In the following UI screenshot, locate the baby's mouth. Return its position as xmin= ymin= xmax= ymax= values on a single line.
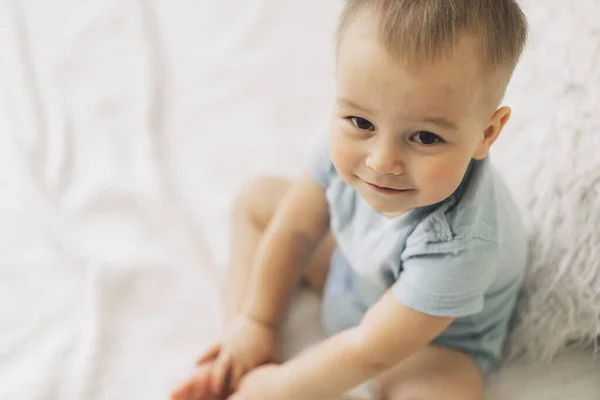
xmin=363 ymin=180 xmax=412 ymax=195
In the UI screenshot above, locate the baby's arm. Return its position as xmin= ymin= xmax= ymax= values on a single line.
xmin=241 ymin=171 xmax=330 ymax=326
xmin=173 ymin=173 xmax=329 ymax=400
xmin=275 ymin=291 xmax=454 ymax=399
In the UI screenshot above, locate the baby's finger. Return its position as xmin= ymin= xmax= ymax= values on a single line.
xmin=230 ymin=363 xmax=244 ymax=392
xmin=271 ymin=347 xmax=282 ymax=364
xmin=195 ymin=342 xmax=221 ymax=365
xmin=210 ymin=350 xmax=232 ymax=395
xmin=187 ymin=364 xmax=213 ymax=399
xmin=170 ymin=381 xmax=192 ymax=400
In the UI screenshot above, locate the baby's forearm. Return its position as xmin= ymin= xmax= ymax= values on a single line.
xmin=276 ymin=328 xmax=386 ymax=399
xmin=242 ymin=226 xmax=317 ymax=327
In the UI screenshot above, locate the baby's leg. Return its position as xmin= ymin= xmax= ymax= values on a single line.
xmin=222 ymin=176 xmax=335 ymax=325
xmin=299 ymin=225 xmax=335 ymax=296
xmin=377 ymin=345 xmax=484 ymax=400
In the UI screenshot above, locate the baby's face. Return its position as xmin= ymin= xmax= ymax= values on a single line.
xmin=329 ymin=14 xmax=505 ymax=217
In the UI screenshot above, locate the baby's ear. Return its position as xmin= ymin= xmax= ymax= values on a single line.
xmin=473 ymin=106 xmax=511 ymax=160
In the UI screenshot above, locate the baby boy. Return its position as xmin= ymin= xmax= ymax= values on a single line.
xmin=172 ymin=0 xmax=529 ymax=399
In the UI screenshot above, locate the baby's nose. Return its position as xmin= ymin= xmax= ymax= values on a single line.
xmin=365 ymin=143 xmax=404 ymax=176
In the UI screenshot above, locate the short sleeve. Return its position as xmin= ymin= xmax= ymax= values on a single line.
xmin=306 ymin=130 xmax=335 ymax=188
xmin=392 ymin=239 xmax=497 ymax=317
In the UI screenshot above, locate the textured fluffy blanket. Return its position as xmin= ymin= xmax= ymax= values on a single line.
xmin=491 ymin=0 xmax=600 ymax=363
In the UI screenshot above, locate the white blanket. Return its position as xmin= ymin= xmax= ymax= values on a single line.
xmin=1 ymin=1 xmax=599 ymax=399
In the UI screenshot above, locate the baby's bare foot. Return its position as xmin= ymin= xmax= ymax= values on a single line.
xmin=171 ymin=364 xmax=219 ymax=400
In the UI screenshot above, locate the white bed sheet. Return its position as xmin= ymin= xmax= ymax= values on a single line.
xmin=0 ymin=0 xmax=599 ymax=399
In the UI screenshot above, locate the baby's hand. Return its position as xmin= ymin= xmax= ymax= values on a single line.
xmin=227 ymin=364 xmax=285 ymax=400
xmin=172 ymin=316 xmax=280 ymax=400
xmin=171 ymin=364 xmax=220 ymax=400
xmin=209 ymin=315 xmax=280 ymax=393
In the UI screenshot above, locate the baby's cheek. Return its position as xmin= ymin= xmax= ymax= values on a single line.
xmin=329 ymin=132 xmax=359 ymax=174
xmin=423 ymin=162 xmax=453 ymax=184
xmin=420 ymin=159 xmax=465 ymax=194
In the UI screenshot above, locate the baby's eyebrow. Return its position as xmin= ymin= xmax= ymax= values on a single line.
xmin=418 ymin=116 xmax=458 ymax=130
xmin=337 ymin=98 xmax=372 ymax=114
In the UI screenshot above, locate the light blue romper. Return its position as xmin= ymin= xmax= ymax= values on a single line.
xmin=307 ymin=131 xmax=528 ymax=377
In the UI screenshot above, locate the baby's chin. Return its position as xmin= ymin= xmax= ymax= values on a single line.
xmin=375 ymin=204 xmax=414 ymax=218
xmin=359 ymin=193 xmax=414 ymax=217
xmin=364 ymin=191 xmax=452 ymax=217
xmin=381 ymin=209 xmax=410 ymax=218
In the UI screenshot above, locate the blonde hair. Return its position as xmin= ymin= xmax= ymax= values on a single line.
xmin=337 ymin=0 xmax=528 ymax=78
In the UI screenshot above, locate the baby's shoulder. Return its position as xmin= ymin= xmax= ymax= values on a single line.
xmin=405 ymin=159 xmax=525 ymax=256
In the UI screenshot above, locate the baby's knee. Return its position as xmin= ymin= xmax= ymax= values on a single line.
xmin=382 ymin=382 xmax=481 ymax=400
xmin=382 ymin=384 xmax=440 ymax=400
xmin=232 ymin=176 xmax=291 ymax=226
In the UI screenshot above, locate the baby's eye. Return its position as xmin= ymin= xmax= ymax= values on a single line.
xmin=411 ymin=131 xmax=443 ymax=145
xmin=349 ymin=117 xmax=375 ymax=131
